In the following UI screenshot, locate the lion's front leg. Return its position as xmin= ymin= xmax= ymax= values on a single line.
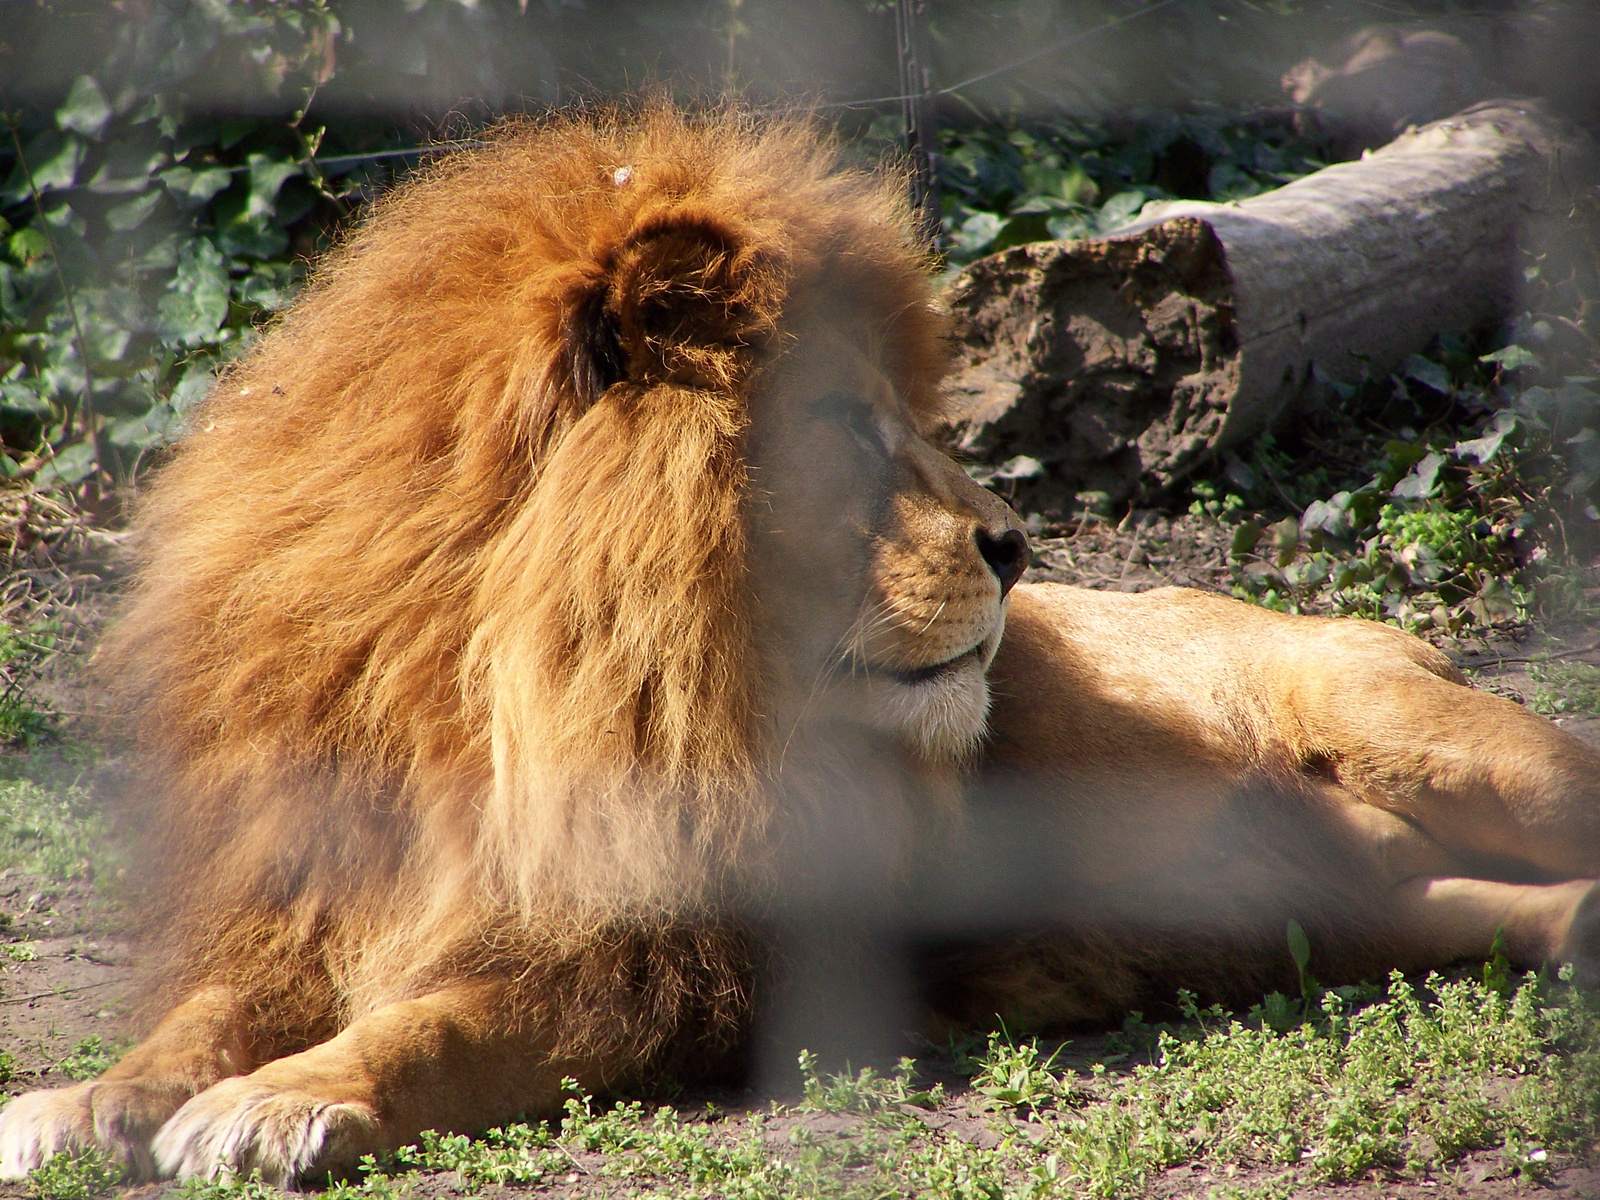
xmin=151 ymin=980 xmax=582 ymax=1187
xmin=0 ymin=986 xmax=257 ymax=1180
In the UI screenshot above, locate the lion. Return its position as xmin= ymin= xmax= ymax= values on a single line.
xmin=2 ymin=103 xmax=1599 ymax=1187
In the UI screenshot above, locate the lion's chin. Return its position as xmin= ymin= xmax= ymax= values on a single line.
xmin=859 ymin=614 xmax=1006 ymax=765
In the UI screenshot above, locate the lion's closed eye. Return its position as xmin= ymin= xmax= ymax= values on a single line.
xmin=813 ymin=389 xmax=888 ymax=455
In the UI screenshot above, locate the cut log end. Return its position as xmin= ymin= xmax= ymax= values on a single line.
xmin=944 ymin=218 xmax=1240 ymax=513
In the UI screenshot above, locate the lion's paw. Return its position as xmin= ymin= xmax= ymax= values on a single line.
xmin=0 ymin=1085 xmax=95 ymax=1180
xmin=1558 ymin=880 xmax=1600 ymax=986
xmin=0 ymin=1079 xmax=195 ymax=1181
xmin=152 ymin=1077 xmax=378 ymax=1186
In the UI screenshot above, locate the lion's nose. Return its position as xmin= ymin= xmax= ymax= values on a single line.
xmin=975 ymin=527 xmax=1029 ymax=597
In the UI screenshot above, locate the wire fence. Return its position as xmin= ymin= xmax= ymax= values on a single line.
xmin=300 ymin=0 xmax=1192 ymax=175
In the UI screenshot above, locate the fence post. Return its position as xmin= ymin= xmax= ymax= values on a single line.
xmin=894 ymin=0 xmax=940 ymax=247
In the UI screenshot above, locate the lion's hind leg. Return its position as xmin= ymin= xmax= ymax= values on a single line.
xmin=0 ymin=986 xmax=257 ymax=1181
xmin=1281 ymin=619 xmax=1600 ymax=882
xmin=1387 ymin=874 xmax=1600 ymax=979
xmin=1318 ymin=784 xmax=1600 ymax=980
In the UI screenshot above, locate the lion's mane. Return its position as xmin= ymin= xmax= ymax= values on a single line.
xmin=104 ymin=105 xmax=947 ymax=1073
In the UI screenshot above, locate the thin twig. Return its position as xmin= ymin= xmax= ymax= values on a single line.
xmin=1464 ymin=639 xmax=1600 ymax=668
xmin=0 ymin=977 xmax=129 ymax=1007
xmin=554 ymin=1141 xmax=591 ymax=1175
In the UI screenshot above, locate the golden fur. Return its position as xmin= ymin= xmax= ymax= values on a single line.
xmin=1 ymin=103 xmax=1598 ymax=1186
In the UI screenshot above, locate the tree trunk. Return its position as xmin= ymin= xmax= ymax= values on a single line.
xmin=942 ymin=100 xmax=1596 ymax=515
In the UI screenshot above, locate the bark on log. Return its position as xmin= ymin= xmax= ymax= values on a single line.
xmin=942 ymin=100 xmax=1597 ymax=514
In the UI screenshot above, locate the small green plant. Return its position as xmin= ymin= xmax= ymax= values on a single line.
xmin=174 ymin=1169 xmax=288 ymax=1200
xmin=0 ymin=622 xmax=57 ymax=748
xmin=320 ymin=1161 xmax=415 ymax=1200
xmin=796 ymin=1050 xmax=937 ymax=1114
xmin=393 ymin=1120 xmax=562 ymax=1187
xmin=971 ymin=1030 xmax=1067 ymax=1114
xmin=1286 ymin=918 xmax=1319 ymax=1005
xmin=26 ymin=1149 xmax=123 ymax=1200
xmin=1484 ymin=927 xmax=1513 ymax=998
xmin=1529 ymin=658 xmax=1600 ymax=717
xmin=3 ymin=937 xmax=38 ymax=961
xmin=55 ymin=1035 xmax=129 ymax=1082
xmin=0 ymin=695 xmax=50 ymax=748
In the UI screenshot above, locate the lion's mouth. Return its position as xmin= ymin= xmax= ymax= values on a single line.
xmin=883 ymin=645 xmax=983 ymax=686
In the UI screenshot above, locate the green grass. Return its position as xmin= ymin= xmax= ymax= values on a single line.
xmin=0 ymin=777 xmax=108 ymax=881
xmin=25 ymin=1149 xmax=123 ymax=1200
xmin=140 ymin=968 xmax=1600 ymax=1200
xmin=0 ymin=620 xmax=59 ymax=749
xmin=54 ymin=1035 xmax=131 ymax=1082
xmin=1529 ymin=659 xmax=1600 ymax=718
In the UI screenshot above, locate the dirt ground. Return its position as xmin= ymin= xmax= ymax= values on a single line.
xmin=3 ymin=512 xmax=1600 ymax=1199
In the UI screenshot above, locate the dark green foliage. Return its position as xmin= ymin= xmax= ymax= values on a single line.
xmin=934 ymin=109 xmax=1326 ymax=269
xmin=0 ymin=0 xmax=428 ymax=487
xmin=1184 ymin=329 xmax=1600 ymax=632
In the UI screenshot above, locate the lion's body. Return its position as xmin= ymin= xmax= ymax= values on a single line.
xmin=2 ymin=105 xmax=1599 ymax=1185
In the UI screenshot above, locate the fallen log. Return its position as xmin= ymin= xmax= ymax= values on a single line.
xmin=942 ymin=100 xmax=1597 ymax=515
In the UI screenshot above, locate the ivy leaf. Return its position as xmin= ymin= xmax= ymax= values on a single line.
xmin=168 ymin=359 xmax=218 ymax=417
xmin=55 ymin=76 xmax=111 ymax=139
xmin=157 ymin=238 xmax=231 ymax=347
xmin=246 ymin=153 xmax=303 ymax=218
xmin=87 ymin=134 xmax=170 ymax=194
xmin=0 ymin=377 xmax=55 ymax=418
xmin=1045 ymin=211 xmax=1094 ymax=242
xmin=989 ymin=212 xmax=1051 ymax=255
xmin=1096 ymin=189 xmax=1148 ymax=233
xmin=1301 ymin=491 xmax=1353 ymax=539
xmin=1453 ymin=411 xmax=1519 ymax=465
xmin=1479 ymin=344 xmax=1539 ymax=372
xmin=993 ymin=454 xmax=1044 ymax=481
xmin=37 ymin=439 xmax=98 ymax=486
xmin=1401 ymin=354 xmax=1451 ymax=395
xmin=235 ymin=261 xmax=302 ymax=312
xmin=1467 ymin=577 xmax=1521 ymax=625
xmin=107 ymin=404 xmax=182 ymax=452
xmin=7 ymin=227 xmax=50 ymax=264
xmin=1311 ymin=363 xmax=1356 ymax=402
xmin=0 ymin=131 xmax=85 ymax=203
xmin=1391 ymin=451 xmax=1445 ymax=500
xmin=212 ymin=188 xmax=289 ymax=259
xmin=1268 ymin=515 xmax=1300 ymax=566
xmin=105 ymin=190 xmax=164 ymax=232
xmin=160 ymin=164 xmax=235 ymax=209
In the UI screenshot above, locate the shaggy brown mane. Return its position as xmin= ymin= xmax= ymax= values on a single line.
xmin=104 ymin=104 xmax=949 ymax=1042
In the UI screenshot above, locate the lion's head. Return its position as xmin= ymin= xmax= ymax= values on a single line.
xmin=108 ymin=105 xmax=1025 ymax=957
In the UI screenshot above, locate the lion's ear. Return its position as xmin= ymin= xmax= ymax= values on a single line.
xmin=563 ymin=207 xmax=783 ymax=406
xmin=563 ymin=285 xmax=628 ymax=408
